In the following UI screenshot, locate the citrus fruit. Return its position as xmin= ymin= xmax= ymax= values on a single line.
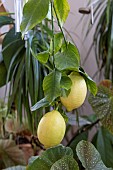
xmin=60 ymin=72 xmax=87 ymax=111
xmin=37 ymin=110 xmax=66 ymax=148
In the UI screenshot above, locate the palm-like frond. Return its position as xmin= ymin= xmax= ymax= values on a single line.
xmin=1 ymin=21 xmax=50 ymax=133
xmin=83 ymin=0 xmax=113 ymax=81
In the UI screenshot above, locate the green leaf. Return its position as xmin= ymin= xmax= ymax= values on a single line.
xmin=79 ymin=67 xmax=97 ymax=96
xmin=93 ymin=127 xmax=113 ymax=168
xmin=28 ymin=145 xmax=73 ymax=170
xmin=69 ymin=131 xmax=88 ymax=160
xmin=76 ymin=140 xmax=113 ymax=170
xmin=89 ymin=85 xmax=113 ymax=133
xmin=20 ymin=0 xmax=49 ymax=35
xmin=0 ymin=16 xmax=14 ymax=27
xmin=4 ymin=166 xmax=26 ymax=170
xmin=31 ymin=97 xmax=50 ymax=111
xmin=32 ymin=50 xmax=50 ymax=64
xmin=0 ymin=140 xmax=26 ymax=168
xmin=43 ymin=70 xmax=61 ymax=102
xmin=50 ymin=33 xmax=63 ymax=54
xmin=50 ymin=155 xmax=79 ymax=170
xmin=54 ymin=0 xmax=70 ymax=26
xmin=55 ymin=42 xmax=80 ymax=71
xmin=60 ymin=76 xmax=72 ymax=90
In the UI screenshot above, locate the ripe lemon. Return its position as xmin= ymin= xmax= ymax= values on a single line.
xmin=37 ymin=110 xmax=66 ymax=148
xmin=60 ymin=72 xmax=87 ymax=111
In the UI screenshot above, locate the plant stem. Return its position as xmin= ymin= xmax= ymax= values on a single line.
xmin=53 ymin=5 xmax=67 ymax=48
xmin=51 ymin=0 xmax=55 ymax=68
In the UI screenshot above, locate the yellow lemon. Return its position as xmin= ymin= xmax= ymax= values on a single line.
xmin=60 ymin=72 xmax=87 ymax=111
xmin=37 ymin=110 xmax=66 ymax=148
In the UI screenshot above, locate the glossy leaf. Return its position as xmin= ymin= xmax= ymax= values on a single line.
xmin=55 ymin=42 xmax=80 ymax=71
xmin=93 ymin=127 xmax=113 ymax=168
xmin=60 ymin=75 xmax=72 ymax=90
xmin=69 ymin=131 xmax=88 ymax=160
xmin=50 ymin=155 xmax=79 ymax=170
xmin=21 ymin=0 xmax=49 ymax=35
xmin=76 ymin=140 xmax=113 ymax=170
xmin=28 ymin=145 xmax=73 ymax=170
xmin=0 ymin=140 xmax=26 ymax=168
xmin=34 ymin=50 xmax=50 ymax=64
xmin=89 ymin=85 xmax=113 ymax=133
xmin=54 ymin=0 xmax=70 ymax=26
xmin=31 ymin=97 xmax=50 ymax=111
xmin=43 ymin=70 xmax=61 ymax=102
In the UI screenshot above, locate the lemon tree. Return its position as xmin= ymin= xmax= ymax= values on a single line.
xmin=21 ymin=0 xmax=97 ymax=149
xmin=20 ymin=0 xmax=98 ymax=169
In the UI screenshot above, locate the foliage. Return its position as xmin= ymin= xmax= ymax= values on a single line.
xmin=76 ymin=140 xmax=113 ymax=170
xmin=1 ymin=18 xmax=49 ymax=132
xmin=27 ymin=145 xmax=76 ymax=169
xmin=92 ymin=127 xmax=113 ymax=168
xmin=0 ymin=139 xmax=26 ymax=169
xmin=27 ymin=140 xmax=113 ymax=170
xmin=20 ymin=0 xmax=50 ymax=36
xmin=89 ymin=81 xmax=113 ymax=133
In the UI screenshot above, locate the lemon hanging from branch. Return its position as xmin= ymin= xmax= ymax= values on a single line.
xmin=37 ymin=110 xmax=66 ymax=149
xmin=60 ymin=72 xmax=87 ymax=111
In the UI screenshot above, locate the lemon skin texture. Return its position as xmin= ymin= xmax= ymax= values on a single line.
xmin=60 ymin=72 xmax=87 ymax=111
xmin=37 ymin=110 xmax=66 ymax=148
